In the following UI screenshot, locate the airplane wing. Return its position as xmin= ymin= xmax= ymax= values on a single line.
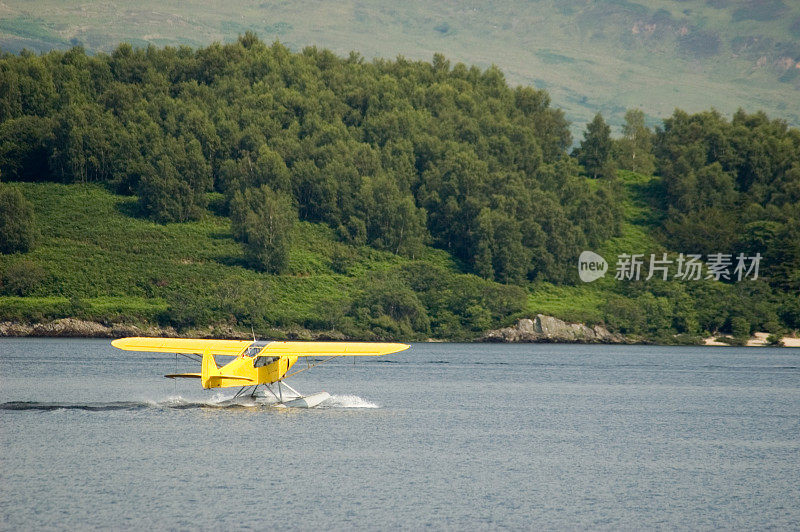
xmin=111 ymin=338 xmax=409 ymax=358
xmin=111 ymin=337 xmax=251 ymax=356
xmin=257 ymin=341 xmax=410 ymax=357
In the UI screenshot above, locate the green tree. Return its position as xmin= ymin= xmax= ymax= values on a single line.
xmin=730 ymin=316 xmax=750 ymax=339
xmin=474 ymin=207 xmax=530 ymax=283
xmin=0 ymin=184 xmax=37 ymax=253
xmin=137 ymin=157 xmax=197 ymax=223
xmin=358 ymin=174 xmax=428 ymax=257
xmin=50 ymin=103 xmax=121 ymax=182
xmin=614 ymin=109 xmax=655 ymax=175
xmin=0 ymin=115 xmax=54 ymax=180
xmin=577 ymin=113 xmax=613 ymax=179
xmin=230 ymin=185 xmax=296 ymax=273
xmin=220 ymin=145 xmax=289 ymax=194
xmin=766 ymin=219 xmax=800 ymax=291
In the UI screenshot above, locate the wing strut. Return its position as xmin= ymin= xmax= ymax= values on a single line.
xmin=282 ymin=355 xmax=344 ymax=379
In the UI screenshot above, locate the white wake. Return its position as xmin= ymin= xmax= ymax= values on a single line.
xmin=322 ymin=394 xmax=379 ymax=408
xmin=145 ymin=393 xmax=379 ymax=409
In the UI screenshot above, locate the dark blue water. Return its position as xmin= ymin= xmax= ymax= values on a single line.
xmin=1 ymin=339 xmax=798 ymax=529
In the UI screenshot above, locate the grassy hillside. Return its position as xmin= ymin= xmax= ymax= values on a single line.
xmin=2 ymin=164 xmax=794 ymax=342
xmin=526 ymin=170 xmax=664 ymax=325
xmin=1 ymin=0 xmax=797 ymax=135
xmin=0 ymin=182 xmax=525 ymax=339
xmin=0 ymin=172 xmax=666 ymax=339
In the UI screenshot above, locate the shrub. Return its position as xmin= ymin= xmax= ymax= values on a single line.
xmin=716 ymin=335 xmax=747 ymax=347
xmin=0 ymin=260 xmax=45 ymax=296
xmin=603 ymin=296 xmax=645 ymax=334
xmin=730 ymin=316 xmax=751 ymax=339
xmin=349 ymin=273 xmax=431 ymax=337
xmin=765 ymin=333 xmax=785 ymax=347
xmin=0 ymin=185 xmax=37 ymax=253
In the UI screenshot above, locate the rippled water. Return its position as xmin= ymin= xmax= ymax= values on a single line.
xmin=1 ymin=338 xmax=798 ymax=529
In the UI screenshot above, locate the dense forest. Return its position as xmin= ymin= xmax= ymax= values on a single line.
xmin=0 ymin=35 xmax=798 ymax=341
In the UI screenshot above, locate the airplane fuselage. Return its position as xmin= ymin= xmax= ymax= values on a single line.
xmin=202 ymin=353 xmax=298 ymax=388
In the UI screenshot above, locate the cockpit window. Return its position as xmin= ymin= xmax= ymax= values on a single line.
xmin=244 ymin=346 xmax=261 ymax=357
xmin=242 ymin=341 xmax=270 ymax=357
xmin=253 ymin=356 xmax=278 ymax=368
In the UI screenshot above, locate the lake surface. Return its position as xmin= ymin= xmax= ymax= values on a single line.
xmin=1 ymin=339 xmax=798 ymax=529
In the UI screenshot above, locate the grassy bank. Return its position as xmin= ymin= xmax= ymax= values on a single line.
xmin=0 ymin=182 xmax=525 ymax=339
xmin=2 ymin=171 xmax=793 ymax=343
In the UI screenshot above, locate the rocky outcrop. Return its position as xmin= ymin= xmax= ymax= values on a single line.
xmin=0 ymin=319 xmax=345 ymax=340
xmin=481 ymin=314 xmax=626 ymax=343
xmin=0 ymin=314 xmax=625 ymax=343
xmin=0 ymin=319 xmax=179 ymax=338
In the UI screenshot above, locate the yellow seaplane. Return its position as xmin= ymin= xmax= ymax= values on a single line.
xmin=112 ymin=337 xmax=409 ymax=408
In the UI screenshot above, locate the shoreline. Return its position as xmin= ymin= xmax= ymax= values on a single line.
xmin=1 ymin=317 xmax=797 ymax=347
xmin=703 ymin=332 xmax=800 ymax=348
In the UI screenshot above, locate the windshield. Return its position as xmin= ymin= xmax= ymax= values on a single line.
xmin=242 ymin=341 xmax=270 ymax=357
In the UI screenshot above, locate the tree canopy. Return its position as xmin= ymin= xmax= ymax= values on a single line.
xmin=0 ymin=36 xmax=798 ymax=340
xmin=0 ymin=36 xmax=619 ymax=283
xmin=654 ymin=108 xmax=800 ymax=291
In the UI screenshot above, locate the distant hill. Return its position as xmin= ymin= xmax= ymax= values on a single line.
xmin=0 ymin=0 xmax=798 ymax=136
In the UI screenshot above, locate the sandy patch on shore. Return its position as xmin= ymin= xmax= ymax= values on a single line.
xmin=703 ymin=332 xmax=800 ymax=347
xmin=747 ymin=332 xmax=770 ymax=347
xmin=703 ymin=336 xmax=730 ymax=346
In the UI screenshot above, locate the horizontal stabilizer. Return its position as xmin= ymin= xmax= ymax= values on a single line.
xmin=163 ymin=371 xmax=254 ymax=382
xmin=204 ymin=375 xmax=256 ymax=388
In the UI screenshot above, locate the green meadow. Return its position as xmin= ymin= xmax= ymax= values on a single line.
xmin=0 ymin=172 xmax=679 ymax=340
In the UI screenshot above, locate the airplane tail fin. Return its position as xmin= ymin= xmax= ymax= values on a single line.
xmin=201 ymin=351 xmax=220 ymax=389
